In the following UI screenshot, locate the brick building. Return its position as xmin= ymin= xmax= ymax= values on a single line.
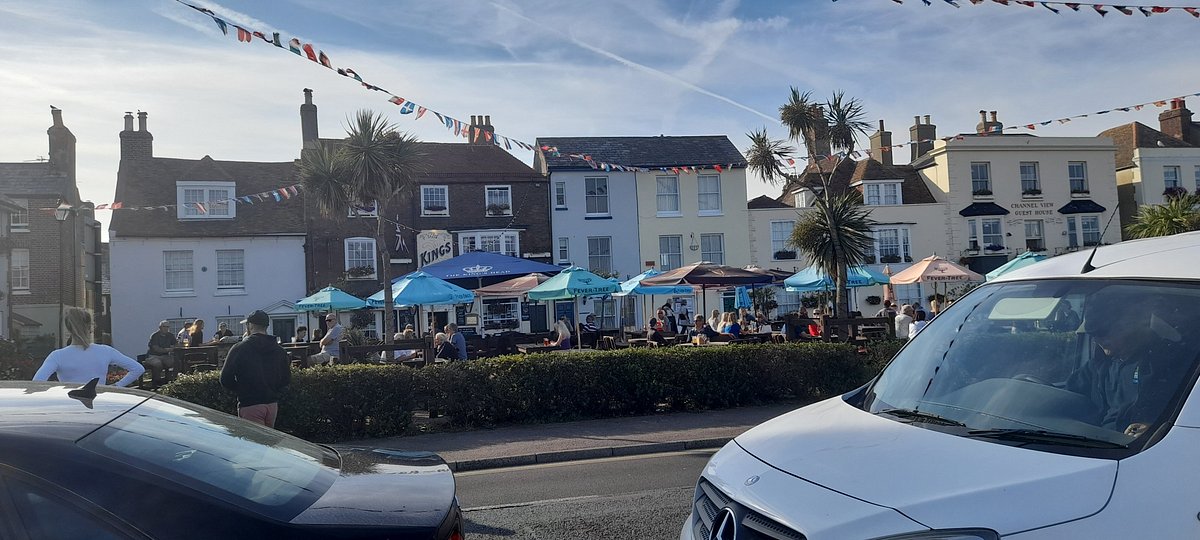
xmin=0 ymin=107 xmax=103 ymax=343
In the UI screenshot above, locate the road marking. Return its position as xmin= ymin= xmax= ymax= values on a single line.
xmin=455 ymin=448 xmax=715 ymax=477
xmin=462 ymin=486 xmax=694 ymax=512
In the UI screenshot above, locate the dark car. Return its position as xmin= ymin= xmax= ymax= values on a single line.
xmin=0 ymin=381 xmax=463 ymax=539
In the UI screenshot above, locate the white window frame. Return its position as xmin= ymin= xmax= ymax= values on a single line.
xmin=656 ymin=175 xmax=681 ymax=216
xmin=348 ymin=200 xmax=378 ymax=218
xmin=215 ymin=249 xmax=245 ymax=291
xmin=1068 ymin=162 xmax=1089 ymax=193
xmin=1164 ymin=165 xmax=1181 ymax=189
xmin=793 ymin=189 xmax=814 ymax=208
xmin=585 ymin=177 xmax=610 ymax=216
xmin=771 ymin=220 xmax=796 ymax=260
xmin=176 ymin=181 xmax=235 ymax=220
xmin=554 ymin=181 xmax=567 ymax=209
xmin=587 ymin=236 xmax=612 ymax=275
xmin=482 ymin=298 xmax=520 ymax=330
xmin=700 ymin=233 xmax=724 ymax=265
xmin=344 ymin=237 xmax=377 ymax=280
xmin=485 ymin=185 xmax=513 ymax=216
xmin=421 ymin=185 xmax=449 ymax=216
xmin=873 ymin=227 xmax=911 ymax=264
xmin=457 ymin=231 xmax=519 ymax=257
xmin=970 ymin=162 xmax=991 ymax=194
xmin=966 ymin=218 xmax=1003 ymax=250
xmin=557 ymin=237 xmax=570 ymax=265
xmin=1066 ymin=215 xmax=1101 ymax=247
xmin=864 ymin=181 xmax=902 ymax=206
xmin=10 ymin=248 xmax=29 ymax=291
xmin=659 ymin=235 xmax=683 ymax=270
xmin=9 ymin=199 xmax=28 ymax=233
xmin=1020 ymin=161 xmax=1041 ymax=194
xmin=163 ymin=250 xmax=194 ymax=294
xmin=1024 ymin=219 xmax=1045 ymax=252
xmin=697 ymin=174 xmax=722 ymax=216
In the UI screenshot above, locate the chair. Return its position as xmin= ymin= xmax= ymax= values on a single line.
xmin=597 ymin=336 xmax=616 ymax=350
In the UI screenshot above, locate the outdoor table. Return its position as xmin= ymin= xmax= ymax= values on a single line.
xmin=283 ymin=342 xmax=320 ymax=366
xmin=676 ymin=341 xmax=731 ymax=347
xmin=626 ymin=338 xmax=650 ymax=348
xmin=172 ymin=345 xmax=220 ymax=373
xmin=516 ymin=342 xmax=560 ymax=354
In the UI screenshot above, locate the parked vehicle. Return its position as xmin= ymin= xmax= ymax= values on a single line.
xmin=0 ymin=381 xmax=463 ymax=539
xmin=682 ymin=231 xmax=1200 ymax=539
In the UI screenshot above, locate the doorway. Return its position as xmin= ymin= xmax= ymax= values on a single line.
xmin=528 ymin=302 xmax=548 ymax=332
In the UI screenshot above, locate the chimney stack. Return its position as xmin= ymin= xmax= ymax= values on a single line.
xmin=46 ymin=106 xmax=77 ymax=187
xmin=1159 ymin=98 xmax=1197 ymax=145
xmin=870 ymin=119 xmax=893 ymax=166
xmin=119 ymin=110 xmax=153 ymax=162
xmin=976 ymin=110 xmax=1004 ymax=134
xmin=300 ymin=88 xmax=319 ymax=148
xmin=468 ymin=114 xmax=495 ymax=146
xmin=909 ymin=115 xmax=937 ymax=163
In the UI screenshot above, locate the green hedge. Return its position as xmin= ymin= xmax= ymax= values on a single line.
xmin=161 ymin=341 xmax=904 ymax=443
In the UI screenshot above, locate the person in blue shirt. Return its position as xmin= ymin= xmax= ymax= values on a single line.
xmin=445 ymin=323 xmax=468 ymax=361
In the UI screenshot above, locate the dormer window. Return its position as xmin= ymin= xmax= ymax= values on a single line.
xmin=864 ymin=181 xmax=902 ymax=206
xmin=793 ymin=188 xmax=815 ymax=208
xmin=176 ymin=181 xmax=236 ymax=220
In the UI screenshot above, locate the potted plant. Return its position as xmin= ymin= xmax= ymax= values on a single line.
xmin=985 ymin=243 xmax=1005 ymax=252
xmin=1163 ymin=186 xmax=1189 ymax=200
xmin=423 ymin=204 xmax=447 ymax=213
xmin=903 ymin=255 xmax=913 ymax=263
xmin=880 ymin=254 xmax=902 ymax=264
xmin=972 ymin=189 xmax=993 ymax=196
xmin=865 ymin=295 xmax=882 ymax=306
xmin=486 ymin=203 xmax=511 ymax=215
xmin=1022 ymin=188 xmax=1042 ymax=196
xmin=773 ymin=250 xmax=797 ymax=260
xmin=346 ymin=266 xmax=375 ymax=279
xmin=1070 ymin=188 xmax=1089 ymax=194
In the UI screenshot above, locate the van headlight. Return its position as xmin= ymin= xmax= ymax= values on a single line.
xmin=871 ymin=529 xmax=999 ymax=540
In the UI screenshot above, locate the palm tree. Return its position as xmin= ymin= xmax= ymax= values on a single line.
xmin=746 ymin=89 xmax=874 ymax=317
xmin=299 ymin=110 xmax=427 ymax=343
xmin=1125 ymin=194 xmax=1200 ymax=239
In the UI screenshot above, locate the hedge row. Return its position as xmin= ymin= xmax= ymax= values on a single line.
xmin=154 ymin=341 xmax=904 ymax=443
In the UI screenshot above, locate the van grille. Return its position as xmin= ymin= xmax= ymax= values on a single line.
xmin=692 ymin=479 xmax=805 ymax=540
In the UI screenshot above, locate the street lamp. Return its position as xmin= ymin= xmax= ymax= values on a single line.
xmin=55 ymin=201 xmax=72 ymax=347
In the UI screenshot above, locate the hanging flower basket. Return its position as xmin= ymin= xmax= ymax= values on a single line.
xmin=773 ymin=250 xmax=797 ymax=260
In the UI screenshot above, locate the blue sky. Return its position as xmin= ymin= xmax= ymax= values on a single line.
xmin=1 ymin=0 xmax=1196 ymax=236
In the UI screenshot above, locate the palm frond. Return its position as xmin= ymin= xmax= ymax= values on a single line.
xmin=825 ymin=90 xmax=872 ymax=154
xmin=297 ymin=141 xmax=352 ymax=220
xmin=779 ymin=87 xmax=823 ymax=152
xmin=1125 ymin=194 xmax=1200 ymax=239
xmin=745 ymin=128 xmax=796 ymax=186
xmin=790 ymin=192 xmax=876 ymax=277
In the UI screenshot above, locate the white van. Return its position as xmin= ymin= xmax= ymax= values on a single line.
xmin=683 ymin=232 xmax=1200 ymax=539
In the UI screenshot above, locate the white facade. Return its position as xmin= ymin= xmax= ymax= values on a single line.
xmin=109 ymin=235 xmax=305 ymax=357
xmin=1122 ymin=148 xmax=1200 ymax=206
xmin=635 ymin=167 xmax=752 ymax=271
xmin=546 ymin=170 xmax=641 ymax=279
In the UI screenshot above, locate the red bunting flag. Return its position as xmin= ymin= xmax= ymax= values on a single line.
xmin=1064 ymin=3 xmax=1081 ymax=9
xmin=1186 ymin=7 xmax=1200 ymax=16
xmin=1093 ymin=4 xmax=1108 ymax=15
xmin=236 ymin=26 xmax=252 ymax=42
xmin=111 ymin=202 xmax=123 ymax=210
xmin=1152 ymin=6 xmax=1170 ymax=12
xmin=713 ymin=164 xmax=724 ymax=173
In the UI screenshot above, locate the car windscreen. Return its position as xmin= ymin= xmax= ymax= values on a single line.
xmin=861 ymin=279 xmax=1200 ymax=457
xmin=77 ymin=396 xmax=337 ymax=522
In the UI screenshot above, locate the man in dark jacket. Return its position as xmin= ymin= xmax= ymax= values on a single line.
xmin=220 ymin=310 xmax=290 ymax=428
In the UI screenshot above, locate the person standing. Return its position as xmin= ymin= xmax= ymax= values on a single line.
xmin=34 ymin=308 xmax=144 ymax=387
xmin=895 ymin=304 xmax=915 ymax=340
xmin=144 ymin=320 xmax=179 ymax=386
xmin=445 ymin=323 xmax=468 ymax=361
xmin=660 ymin=303 xmax=677 ymax=333
xmin=552 ymin=316 xmax=573 ymax=349
xmin=220 ymin=310 xmax=290 ymax=428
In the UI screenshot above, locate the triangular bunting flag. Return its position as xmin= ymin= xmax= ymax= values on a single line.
xmin=1041 ymin=2 xmax=1060 ymax=12
xmin=236 ymin=26 xmax=253 ymax=43
xmin=111 ymin=202 xmax=123 ymax=210
xmin=1093 ymin=5 xmax=1108 ymax=16
xmin=1112 ymin=5 xmax=1133 ymax=15
xmin=288 ymin=38 xmax=303 ymax=56
xmin=416 ymin=106 xmax=427 ymax=120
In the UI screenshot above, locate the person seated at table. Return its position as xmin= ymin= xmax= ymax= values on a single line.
xmin=721 ymin=312 xmax=742 ymax=338
xmin=384 ymin=328 xmax=422 ymax=363
xmin=690 ymin=315 xmax=720 ymax=341
xmin=176 ymin=321 xmax=192 ymax=344
xmin=144 ymin=320 xmax=179 ymax=387
xmin=293 ymin=326 xmax=309 ymax=343
xmin=211 ymin=322 xmax=234 ymax=342
xmin=552 ymin=316 xmax=573 ymax=349
xmin=910 ymin=310 xmax=929 ymax=336
xmin=432 ymin=332 xmax=457 ymax=362
xmin=708 ymin=309 xmax=722 ymax=331
xmin=807 ymin=309 xmax=824 ymax=338
xmin=187 ymin=319 xmax=205 ymax=347
xmin=581 ymin=314 xmax=598 ymax=332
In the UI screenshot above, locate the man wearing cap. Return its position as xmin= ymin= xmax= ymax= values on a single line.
xmin=309 ymin=313 xmax=343 ymax=366
xmin=220 ymin=310 xmax=290 ymax=427
xmin=145 ymin=320 xmax=179 ymax=387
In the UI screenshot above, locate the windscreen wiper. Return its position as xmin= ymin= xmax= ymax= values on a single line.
xmin=966 ymin=428 xmax=1128 ymax=449
xmin=878 ymin=408 xmax=966 ymax=427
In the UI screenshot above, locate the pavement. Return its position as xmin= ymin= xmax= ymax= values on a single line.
xmin=341 ymin=402 xmax=804 ymax=472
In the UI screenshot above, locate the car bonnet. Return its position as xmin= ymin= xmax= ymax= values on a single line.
xmin=734 ymin=396 xmax=1117 ymax=534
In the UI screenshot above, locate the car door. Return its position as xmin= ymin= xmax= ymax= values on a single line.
xmin=0 ymin=466 xmax=149 ymax=540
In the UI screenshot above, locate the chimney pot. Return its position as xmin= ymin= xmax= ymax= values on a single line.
xmin=51 ymin=107 xmax=64 ymax=127
xmin=137 ymin=111 xmax=148 ymax=132
xmin=123 ymin=112 xmax=134 ymax=132
xmin=923 ymin=115 xmax=931 ymax=124
xmin=914 ymin=116 xmax=921 ymax=125
xmin=878 ymin=120 xmax=885 ymax=130
xmin=980 ymin=110 xmax=988 ymax=122
xmin=303 ymin=88 xmax=313 ymax=105
xmin=990 ymin=111 xmax=998 ymax=122
xmin=484 ymin=115 xmax=491 ymax=126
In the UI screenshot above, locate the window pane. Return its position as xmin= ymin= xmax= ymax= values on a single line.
xmin=6 ymin=477 xmax=128 ymax=540
xmin=971 ymin=162 xmax=991 ymax=193
xmin=877 ymin=229 xmax=900 ymax=261
xmin=164 ymin=250 xmax=193 ymax=291
xmin=555 ymin=182 xmax=567 ymax=207
xmin=770 ymin=221 xmax=794 ymax=253
xmin=656 ymin=176 xmax=679 ymax=212
xmin=698 ymin=175 xmax=721 ymax=212
xmin=1067 ymin=217 xmax=1079 ymax=248
xmin=1069 ymin=162 xmax=1088 ymax=192
xmin=1025 ymin=220 xmax=1044 ymax=251
xmin=183 ymin=188 xmax=205 ymax=216
xmin=1020 ymin=162 xmax=1040 ymax=192
xmin=1164 ymin=166 xmax=1181 ymax=189
xmin=586 ymin=177 xmax=609 ymax=214
xmin=422 ymin=186 xmax=448 ymax=213
xmin=345 ymin=239 xmax=376 ymax=275
xmin=558 ymin=237 xmax=569 ymax=263
xmin=866 ymin=184 xmax=880 ymax=205
xmin=209 ymin=189 xmax=230 ymax=216
xmin=10 ymin=200 xmax=28 ymax=231
xmin=588 ymin=237 xmax=612 ymax=274
xmin=216 ymin=250 xmax=244 ymax=289
xmin=982 ymin=219 xmax=1003 ymax=247
xmin=1082 ymin=216 xmax=1101 ymax=246
xmin=659 ymin=235 xmax=682 ymax=270
xmin=700 ymin=233 xmax=723 ymax=265
xmin=486 ymin=187 xmax=511 ymax=213
xmin=883 ymin=183 xmax=899 ymax=205
xmin=11 ymin=248 xmax=29 ymax=289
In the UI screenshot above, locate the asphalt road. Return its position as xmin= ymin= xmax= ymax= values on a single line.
xmin=457 ymin=449 xmax=714 ymax=539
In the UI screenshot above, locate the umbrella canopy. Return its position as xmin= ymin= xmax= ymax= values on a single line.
xmin=613 ymin=268 xmax=695 ymax=297
xmin=417 ymin=251 xmax=563 ymax=280
xmin=639 ymin=262 xmax=773 ymax=287
xmin=528 ymin=267 xmax=622 ymax=301
xmin=743 ymin=265 xmax=793 ymax=284
xmin=735 ymin=286 xmax=753 ymax=309
xmin=368 ymin=270 xmax=475 ymax=307
xmin=783 ymin=264 xmax=890 ymax=293
xmin=475 ymin=273 xmax=553 ymax=297
xmin=986 ymin=251 xmax=1049 ymax=281
xmin=890 ymin=255 xmax=984 ymax=284
xmin=295 ymin=286 xmax=368 ymax=311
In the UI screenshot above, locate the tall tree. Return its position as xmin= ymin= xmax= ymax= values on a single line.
xmin=1125 ymin=194 xmax=1200 ymax=239
xmin=299 ymin=110 xmax=426 ymax=343
xmin=746 ymin=89 xmax=875 ymax=317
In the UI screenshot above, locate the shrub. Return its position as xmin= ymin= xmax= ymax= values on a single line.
xmin=162 ymin=343 xmax=897 ymax=442
xmin=0 ymin=339 xmax=39 ymax=380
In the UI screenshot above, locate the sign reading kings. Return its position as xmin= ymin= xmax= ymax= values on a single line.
xmin=416 ymin=230 xmax=453 ymax=267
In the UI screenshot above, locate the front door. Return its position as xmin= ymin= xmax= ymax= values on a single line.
xmin=270 ymin=317 xmax=295 ymax=343
xmin=529 ymin=302 xmax=548 ymax=332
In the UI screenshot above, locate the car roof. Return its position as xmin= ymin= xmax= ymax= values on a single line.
xmin=991 ymin=231 xmax=1200 ymax=283
xmin=0 ymin=382 xmax=149 ymax=441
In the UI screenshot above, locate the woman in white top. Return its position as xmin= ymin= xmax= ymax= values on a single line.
xmin=386 ymin=327 xmax=421 ymax=363
xmin=33 ymin=307 xmax=144 ymax=387
xmin=552 ymin=316 xmax=573 ymax=349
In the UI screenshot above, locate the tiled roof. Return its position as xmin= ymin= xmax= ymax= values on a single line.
xmin=0 ymin=162 xmax=69 ymax=196
xmin=747 ymin=194 xmax=791 ymax=209
xmin=110 ymin=156 xmax=304 ymax=238
xmin=313 ymin=139 xmax=543 ymax=178
xmin=1097 ymin=122 xmax=1196 ymax=170
xmin=775 ymin=157 xmax=937 ymax=206
xmin=536 ymin=136 xmax=746 ymax=170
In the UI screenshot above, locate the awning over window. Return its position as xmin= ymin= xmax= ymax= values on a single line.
xmin=958 ymin=202 xmax=1010 ymax=217
xmin=1058 ymin=200 xmax=1107 ymax=214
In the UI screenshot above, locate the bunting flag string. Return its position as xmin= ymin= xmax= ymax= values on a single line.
xmin=173 ymin=1 xmax=746 ymax=176
xmin=841 ymin=0 xmax=1200 ymax=18
xmin=87 ymin=183 xmax=304 ymax=213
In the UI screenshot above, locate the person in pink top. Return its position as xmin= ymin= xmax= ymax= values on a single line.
xmin=33 ymin=307 xmax=144 ymax=387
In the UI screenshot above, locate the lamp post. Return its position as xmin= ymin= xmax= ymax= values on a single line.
xmin=54 ymin=202 xmax=72 ymax=347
